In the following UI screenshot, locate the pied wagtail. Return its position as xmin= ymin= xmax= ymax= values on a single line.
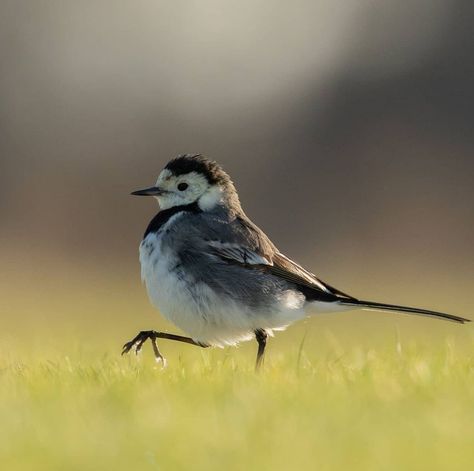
xmin=122 ymin=154 xmax=469 ymax=369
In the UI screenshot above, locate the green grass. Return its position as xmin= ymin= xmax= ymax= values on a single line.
xmin=2 ymin=333 xmax=474 ymax=471
xmin=1 ymin=260 xmax=473 ymax=470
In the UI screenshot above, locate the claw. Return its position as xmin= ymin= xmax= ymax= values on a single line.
xmin=122 ymin=330 xmax=204 ymax=364
xmin=121 ymin=331 xmax=167 ymax=365
xmin=151 ymin=336 xmax=167 ymax=366
xmin=135 ymin=338 xmax=147 ymax=354
xmin=121 ymin=341 xmax=136 ymax=356
xmin=121 ymin=331 xmax=145 ymax=356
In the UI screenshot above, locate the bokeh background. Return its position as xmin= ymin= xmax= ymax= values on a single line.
xmin=1 ymin=0 xmax=473 ymax=353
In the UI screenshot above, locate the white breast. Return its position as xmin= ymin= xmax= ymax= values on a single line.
xmin=139 ymin=214 xmax=308 ymax=346
xmin=140 ymin=215 xmax=196 ymax=330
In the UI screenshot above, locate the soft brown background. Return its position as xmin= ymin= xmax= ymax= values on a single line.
xmin=1 ymin=1 xmax=473 ymax=350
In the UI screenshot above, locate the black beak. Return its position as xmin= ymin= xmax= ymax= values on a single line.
xmin=131 ymin=186 xmax=166 ymax=196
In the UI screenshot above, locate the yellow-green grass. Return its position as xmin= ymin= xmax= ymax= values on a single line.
xmin=2 ymin=330 xmax=474 ymax=470
xmin=1 ymin=258 xmax=474 ymax=470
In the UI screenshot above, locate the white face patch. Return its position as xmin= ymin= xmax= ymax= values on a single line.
xmin=153 ymin=169 xmax=223 ymax=211
xmin=198 ymin=185 xmax=224 ymax=211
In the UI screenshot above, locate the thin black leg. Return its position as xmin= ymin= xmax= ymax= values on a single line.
xmin=255 ymin=329 xmax=268 ymax=371
xmin=121 ymin=330 xmax=208 ymax=365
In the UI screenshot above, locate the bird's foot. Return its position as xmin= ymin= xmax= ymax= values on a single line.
xmin=121 ymin=330 xmax=167 ymax=366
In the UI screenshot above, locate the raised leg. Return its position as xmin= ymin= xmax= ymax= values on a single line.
xmin=255 ymin=329 xmax=268 ymax=371
xmin=121 ymin=330 xmax=208 ymax=366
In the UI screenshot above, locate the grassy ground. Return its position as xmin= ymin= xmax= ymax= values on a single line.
xmin=2 ymin=329 xmax=474 ymax=470
xmin=1 ymin=260 xmax=474 ymax=470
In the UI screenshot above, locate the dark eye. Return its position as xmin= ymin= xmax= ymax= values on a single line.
xmin=177 ymin=182 xmax=188 ymax=191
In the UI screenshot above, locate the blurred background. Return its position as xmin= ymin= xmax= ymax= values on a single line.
xmin=1 ymin=0 xmax=473 ymax=354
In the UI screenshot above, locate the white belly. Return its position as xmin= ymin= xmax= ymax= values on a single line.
xmin=139 ymin=230 xmax=307 ymax=347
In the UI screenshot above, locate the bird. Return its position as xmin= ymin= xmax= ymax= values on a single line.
xmin=122 ymin=154 xmax=470 ymax=369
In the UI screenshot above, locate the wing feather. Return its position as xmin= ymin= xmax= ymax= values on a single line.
xmin=190 ymin=213 xmax=468 ymax=323
xmin=207 ymin=241 xmax=272 ymax=266
xmin=206 ymin=238 xmax=351 ymax=303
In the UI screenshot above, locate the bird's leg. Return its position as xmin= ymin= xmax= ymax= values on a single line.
xmin=121 ymin=330 xmax=208 ymax=365
xmin=255 ymin=329 xmax=268 ymax=371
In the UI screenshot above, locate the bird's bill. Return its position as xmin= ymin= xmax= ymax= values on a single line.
xmin=131 ymin=186 xmax=166 ymax=196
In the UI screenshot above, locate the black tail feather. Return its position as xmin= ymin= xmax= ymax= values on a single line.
xmin=340 ymin=299 xmax=470 ymax=324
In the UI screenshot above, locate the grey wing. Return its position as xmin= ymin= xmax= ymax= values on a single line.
xmin=168 ymin=214 xmax=290 ymax=310
xmin=209 ymin=243 xmax=354 ymax=303
xmin=171 ymin=211 xmax=470 ymax=325
xmin=180 ymin=211 xmax=354 ymax=304
xmin=266 ymin=252 xmax=355 ymax=302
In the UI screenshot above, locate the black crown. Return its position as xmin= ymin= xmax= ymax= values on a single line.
xmin=165 ymin=154 xmax=230 ymax=185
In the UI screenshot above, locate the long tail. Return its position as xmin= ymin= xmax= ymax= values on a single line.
xmin=339 ymin=299 xmax=470 ymax=324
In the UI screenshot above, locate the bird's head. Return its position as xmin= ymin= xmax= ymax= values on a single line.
xmin=132 ymin=154 xmax=240 ymax=212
